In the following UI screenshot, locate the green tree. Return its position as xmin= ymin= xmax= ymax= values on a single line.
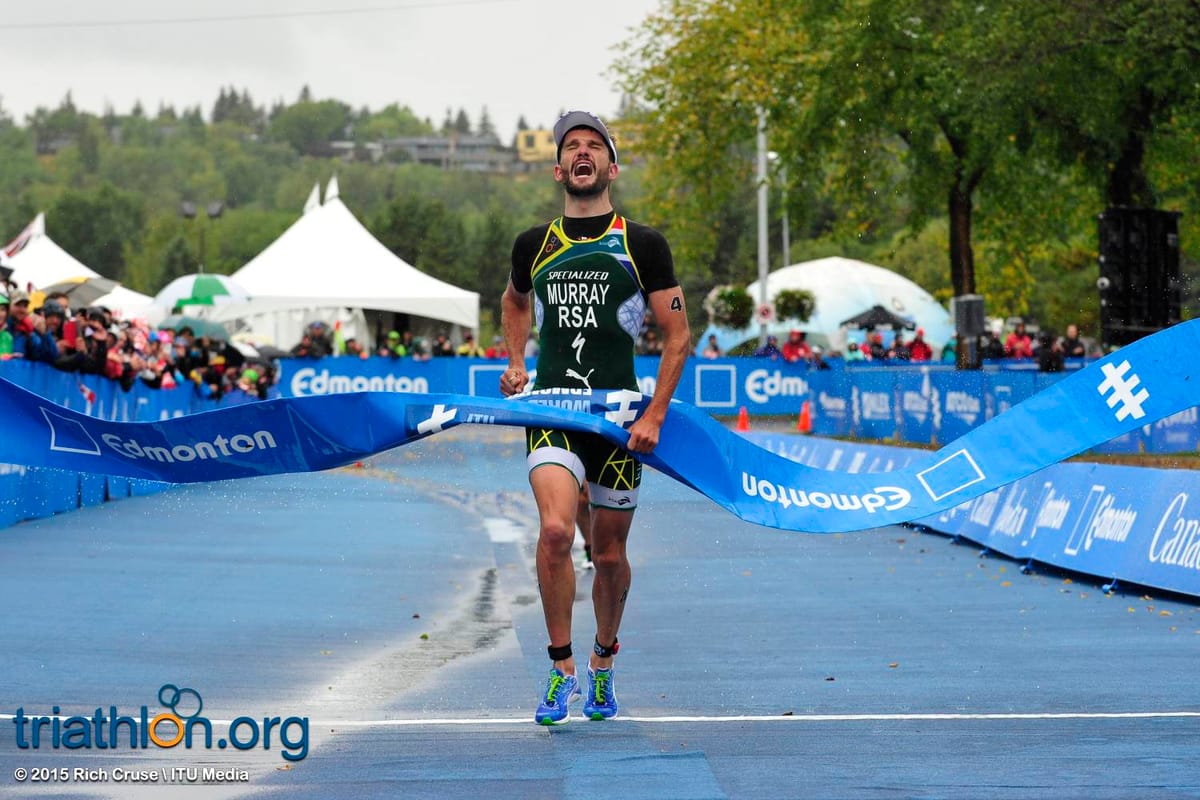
xmin=1009 ymin=0 xmax=1200 ymax=208
xmin=160 ymin=234 xmax=199 ymax=286
xmin=372 ymin=193 xmax=470 ymax=293
xmin=212 ymin=86 xmax=263 ymax=129
xmin=267 ymin=99 xmax=351 ymax=156
xmin=0 ymin=118 xmax=43 ymax=238
xmin=28 ymin=93 xmax=82 ymax=154
xmin=355 ymin=103 xmax=432 ymax=141
xmin=48 ymin=183 xmax=145 ymax=281
xmin=75 ymin=118 xmax=102 ymax=175
xmin=469 ymin=200 xmax=522 ymax=325
xmin=453 ymin=108 xmax=472 ymax=135
xmin=616 ymin=1 xmax=1084 ymax=340
xmin=477 ymin=106 xmax=496 ymax=138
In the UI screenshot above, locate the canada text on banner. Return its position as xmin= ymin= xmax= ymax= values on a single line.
xmin=0 ymin=320 xmax=1196 ymax=534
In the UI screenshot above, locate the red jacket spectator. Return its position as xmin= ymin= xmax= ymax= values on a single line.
xmin=1005 ymin=323 xmax=1034 ymax=359
xmin=780 ymin=330 xmax=812 ymax=363
xmin=484 ymin=336 xmax=508 ymax=359
xmin=908 ymin=329 xmax=933 ymax=362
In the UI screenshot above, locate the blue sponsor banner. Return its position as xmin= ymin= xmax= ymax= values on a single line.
xmin=896 ymin=369 xmax=936 ymax=445
xmin=3 ymin=321 xmax=1200 ymax=536
xmin=986 ymin=371 xmax=1037 ymax=421
xmin=1150 ymin=409 xmax=1200 ymax=452
xmin=933 ymin=371 xmax=986 ymax=443
xmin=0 ymin=465 xmax=28 ymax=529
xmin=809 ymin=372 xmax=852 ymax=437
xmin=745 ymin=432 xmax=1200 ymax=599
xmin=926 ymin=464 xmax=1200 ymax=599
xmin=276 ymin=356 xmax=818 ymax=416
xmin=271 ymin=355 xmax=1200 ymax=453
xmin=5 ymin=311 xmax=1200 ymax=535
xmin=0 ymin=359 xmax=229 ymax=528
xmin=852 ymin=370 xmax=896 ymax=439
xmin=1091 ymin=427 xmax=1147 ymax=455
xmin=281 ymin=357 xmax=480 ymax=398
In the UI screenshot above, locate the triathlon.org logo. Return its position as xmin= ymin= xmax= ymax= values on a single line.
xmin=1097 ymin=360 xmax=1150 ymax=421
xmin=10 ymin=684 xmax=308 ymax=762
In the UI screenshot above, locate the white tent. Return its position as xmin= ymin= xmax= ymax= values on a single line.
xmin=94 ymin=286 xmax=163 ymax=323
xmin=700 ymin=256 xmax=954 ymax=356
xmin=3 ymin=213 xmax=160 ymax=322
xmin=6 ymin=214 xmax=100 ymax=288
xmin=211 ymin=178 xmax=479 ymax=347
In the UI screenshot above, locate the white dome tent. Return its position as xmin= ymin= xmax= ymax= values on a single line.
xmin=698 ymin=257 xmax=954 ymax=357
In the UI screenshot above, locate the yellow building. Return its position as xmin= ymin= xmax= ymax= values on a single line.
xmin=515 ymin=118 xmax=645 ymax=165
xmin=515 ymin=129 xmax=556 ymax=163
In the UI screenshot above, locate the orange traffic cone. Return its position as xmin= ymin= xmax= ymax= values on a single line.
xmin=797 ymin=400 xmax=812 ymax=434
xmin=736 ymin=406 xmax=750 ymax=432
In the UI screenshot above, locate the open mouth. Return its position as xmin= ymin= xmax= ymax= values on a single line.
xmin=572 ymin=161 xmax=595 ymax=178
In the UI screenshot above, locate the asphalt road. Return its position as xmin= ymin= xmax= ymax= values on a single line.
xmin=1 ymin=427 xmax=1197 ymax=799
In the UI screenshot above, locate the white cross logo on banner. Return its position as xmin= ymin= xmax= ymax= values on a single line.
xmin=604 ymin=390 xmax=643 ymax=429
xmin=1096 ymin=360 xmax=1150 ymax=421
xmin=417 ymin=404 xmax=457 ymax=434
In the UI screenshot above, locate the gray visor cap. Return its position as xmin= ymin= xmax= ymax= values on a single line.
xmin=553 ymin=110 xmax=618 ymax=164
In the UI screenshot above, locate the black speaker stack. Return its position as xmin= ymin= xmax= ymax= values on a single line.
xmin=951 ymin=294 xmax=985 ymax=369
xmin=1098 ymin=207 xmax=1182 ymax=348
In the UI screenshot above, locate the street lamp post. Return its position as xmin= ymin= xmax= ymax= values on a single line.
xmin=180 ymin=201 xmax=225 ymax=273
xmin=779 ymin=164 xmax=790 ymax=268
xmin=756 ymin=108 xmax=770 ymax=346
xmin=768 ymin=151 xmax=790 ymax=268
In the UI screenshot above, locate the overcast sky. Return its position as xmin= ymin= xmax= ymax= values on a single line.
xmin=0 ymin=0 xmax=664 ymax=139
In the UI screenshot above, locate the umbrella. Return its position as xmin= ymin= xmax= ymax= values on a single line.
xmin=839 ymin=304 xmax=917 ymax=331
xmin=254 ymin=344 xmax=291 ymax=360
xmin=157 ymin=314 xmax=230 ymax=342
xmin=154 ymin=273 xmax=250 ymax=310
xmin=230 ymin=341 xmax=260 ymax=359
xmin=40 ymin=276 xmax=121 ymax=307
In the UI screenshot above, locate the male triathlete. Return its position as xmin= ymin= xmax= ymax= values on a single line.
xmin=499 ymin=110 xmax=690 ymax=724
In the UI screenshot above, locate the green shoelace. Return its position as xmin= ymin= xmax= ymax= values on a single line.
xmin=544 ymin=673 xmax=570 ymax=703
xmin=590 ymin=671 xmax=611 ymax=703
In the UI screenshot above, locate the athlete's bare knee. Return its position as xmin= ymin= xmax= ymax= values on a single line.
xmin=537 ymin=521 xmax=575 ymax=556
xmin=588 ymin=543 xmax=627 ymax=573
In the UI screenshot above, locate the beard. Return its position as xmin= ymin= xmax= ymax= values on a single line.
xmin=562 ymin=165 xmax=611 ymax=199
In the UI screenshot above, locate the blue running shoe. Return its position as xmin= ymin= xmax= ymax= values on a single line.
xmin=534 ymin=669 xmax=580 ymax=725
xmin=583 ymin=666 xmax=618 ymax=720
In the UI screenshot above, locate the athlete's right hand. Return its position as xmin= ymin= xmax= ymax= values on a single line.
xmin=500 ymin=367 xmax=529 ymax=397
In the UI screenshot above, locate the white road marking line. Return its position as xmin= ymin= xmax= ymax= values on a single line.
xmin=3 ymin=711 xmax=1197 ymax=728
xmin=483 ymin=516 xmax=525 ymax=543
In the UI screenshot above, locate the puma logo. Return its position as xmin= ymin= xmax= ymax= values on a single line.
xmin=566 ymin=368 xmax=595 ymax=389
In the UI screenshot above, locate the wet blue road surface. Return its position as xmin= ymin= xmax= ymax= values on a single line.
xmin=1 ymin=428 xmax=1198 ymax=799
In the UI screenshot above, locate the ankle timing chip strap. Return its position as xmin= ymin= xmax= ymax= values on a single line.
xmin=548 ymin=642 xmax=572 ymax=662
xmin=593 ymin=637 xmax=619 ymax=658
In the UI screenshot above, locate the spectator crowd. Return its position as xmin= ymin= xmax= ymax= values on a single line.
xmin=711 ymin=319 xmax=1100 ymax=373
xmin=4 ymin=277 xmax=1105 ymax=407
xmin=1 ymin=287 xmax=272 ymax=400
